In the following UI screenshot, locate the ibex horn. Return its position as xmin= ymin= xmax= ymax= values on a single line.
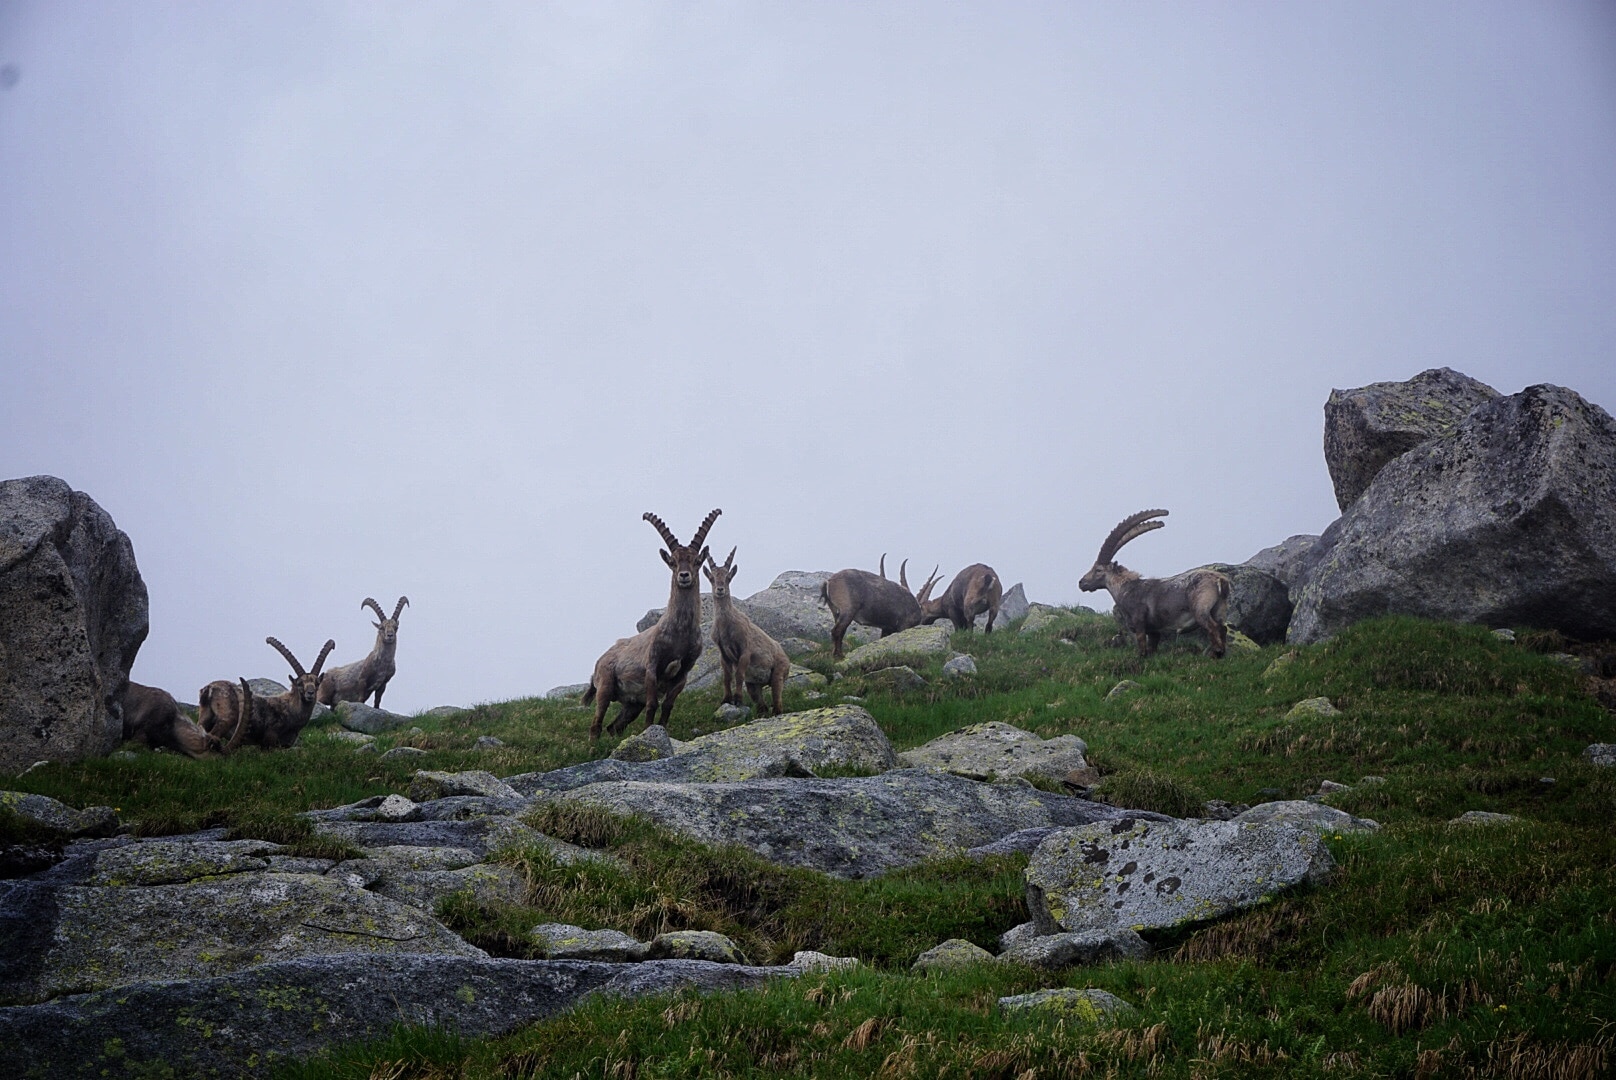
xmin=311 ymin=639 xmax=336 ymax=679
xmin=266 ymin=636 xmax=305 ymax=678
xmin=690 ymin=508 xmax=721 ymax=551
xmin=1096 ymin=509 xmax=1169 ymax=566
xmin=222 ymin=678 xmax=253 ymax=755
xmin=723 ymin=546 xmax=736 ymax=571
xmin=899 ymin=559 xmax=910 ymax=592
xmin=918 ymin=564 xmax=943 ymax=603
xmin=643 ymin=512 xmax=680 ymax=549
xmin=391 ymin=596 xmax=409 ymax=620
xmin=879 ymin=553 xmax=887 ymax=579
xmin=362 ymin=598 xmax=387 ymax=621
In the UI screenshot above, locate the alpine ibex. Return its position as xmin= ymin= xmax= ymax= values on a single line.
xmin=584 ymin=509 xmax=721 ymax=740
xmin=921 ymin=563 xmax=1004 ymax=632
xmin=1079 ymin=509 xmax=1231 ymax=658
xmin=198 ymin=637 xmax=336 ymax=750
xmin=705 ymin=547 xmax=790 ymax=715
xmin=317 ymin=596 xmax=408 ymax=708
xmin=121 ymin=680 xmax=218 ymax=758
xmin=820 ymin=556 xmax=943 ymax=660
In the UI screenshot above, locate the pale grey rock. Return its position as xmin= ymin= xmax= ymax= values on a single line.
xmin=648 ymin=929 xmax=748 ymax=964
xmin=967 ymin=827 xmax=1065 ymax=858
xmin=998 ymin=921 xmax=1043 ymax=953
xmin=1200 ymin=800 xmax=1249 ymax=821
xmin=1244 ymin=534 xmax=1327 ymax=595
xmin=245 ymin=677 xmax=287 ymax=697
xmin=1171 ymin=563 xmax=1292 ymax=645
xmin=0 ymin=955 xmax=795 ymax=1078
xmin=777 ymin=637 xmax=819 ymax=658
xmin=1323 ymin=366 xmax=1500 ymax=511
xmin=546 ymin=683 xmax=590 ymax=700
xmin=1493 ymin=628 xmax=1517 ymax=643
xmin=998 ymin=987 xmax=1134 ymax=1021
xmin=715 ymin=701 xmax=753 ymax=724
xmin=83 ymin=838 xmax=280 ymax=887
xmin=977 ymin=582 xmax=1031 ymax=629
xmin=1292 ymin=381 xmax=1616 ymax=644
xmin=1449 ymin=810 xmax=1518 ymax=826
xmin=1025 ymin=817 xmax=1336 ymax=935
xmin=531 ymin=923 xmax=648 ymax=962
xmin=898 ymin=722 xmax=1090 ymax=787
xmin=1585 ymin=744 xmax=1616 ymax=768
xmin=421 ymin=705 xmax=464 ymax=718
xmin=374 ymin=793 xmax=421 ymax=821
xmin=912 ymin=938 xmax=993 ymax=971
xmin=474 ymin=735 xmax=505 ymax=750
xmin=1106 ymin=680 xmax=1142 ymax=701
xmin=545 ymin=768 xmax=1159 ymax=878
xmin=1019 ymin=607 xmax=1063 ymax=635
xmin=611 ymin=724 xmax=675 ymax=762
xmin=1316 ymin=779 xmax=1353 ymax=796
xmin=942 ymin=654 xmax=978 ymax=678
xmin=325 ymin=729 xmax=376 ymax=747
xmin=1286 ymin=697 xmax=1340 ymax=719
xmin=997 ymin=928 xmax=1150 ymax=969
xmin=1234 ymin=800 xmax=1379 ymax=835
xmin=341 ymin=701 xmax=414 ymax=734
xmin=860 ymin=665 xmax=927 ymax=693
xmin=733 ymin=570 xmax=875 ymax=645
xmin=840 ymin=624 xmax=954 ymax=671
xmin=0 ymin=476 xmax=148 ymax=773
xmin=408 ymin=770 xmax=522 ymax=802
xmin=1261 ymin=652 xmax=1299 ymax=679
xmin=110 ymin=750 xmax=138 ymax=761
xmin=371 ymin=862 xmax=529 ymax=912
xmin=790 ymin=950 xmax=859 ymax=972
xmin=0 ymin=791 xmax=118 ymax=839
xmin=784 ymin=664 xmax=827 ymax=689
xmin=379 ymin=745 xmax=429 ymax=763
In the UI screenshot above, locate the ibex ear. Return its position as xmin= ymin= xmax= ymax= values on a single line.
xmin=660 ymin=548 xmax=676 ymax=569
xmin=729 ymin=563 xmax=739 ymax=582
xmin=702 ymin=562 xmax=715 ymax=583
xmin=373 ymin=621 xmax=382 ymax=629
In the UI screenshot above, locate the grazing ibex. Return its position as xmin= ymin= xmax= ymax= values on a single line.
xmin=121 ymin=680 xmax=218 ymax=758
xmin=1079 ymin=509 xmax=1232 ymax=659
xmin=705 ymin=547 xmax=790 ymax=715
xmin=921 ymin=563 xmax=1004 ymax=633
xmin=318 ymin=596 xmax=408 ymax=708
xmin=820 ymin=556 xmax=943 ymax=660
xmin=584 ymin=509 xmax=721 ymax=740
xmin=198 ymin=637 xmax=336 ymax=750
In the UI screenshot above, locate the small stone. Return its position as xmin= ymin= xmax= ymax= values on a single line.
xmin=998 ymin=987 xmax=1134 ymax=1021
xmin=860 ymin=666 xmax=926 ymax=693
xmin=546 ymin=683 xmax=590 ymax=700
xmin=646 ymin=930 xmax=747 ymax=964
xmin=714 ymin=703 xmax=752 ymax=725
xmin=1286 ymin=697 xmax=1340 ymax=719
xmin=1359 ymin=775 xmax=1387 ymax=785
xmin=1105 ymin=680 xmax=1141 ymax=701
xmin=1261 ymin=652 xmax=1298 ymax=678
xmin=611 ymin=724 xmax=674 ymax=762
xmin=840 ymin=695 xmax=863 ymax=702
xmin=997 ymin=928 xmax=1151 ymax=970
xmin=530 ymin=923 xmax=647 ymax=962
xmin=1317 ymin=779 xmax=1352 ymax=796
xmin=110 ymin=751 xmax=139 ymax=762
xmin=912 ymin=938 xmax=994 ymax=972
xmin=407 ymin=770 xmax=520 ymax=801
xmin=1449 ymin=810 xmax=1518 ymax=826
xmin=374 ymin=794 xmax=420 ymax=822
xmin=1225 ymin=630 xmax=1261 ymax=653
xmin=473 ymin=736 xmax=505 ymax=750
xmin=997 ymin=922 xmax=1043 ymax=953
xmin=15 ymin=761 xmax=50 ymax=779
xmin=379 ymin=746 xmax=428 ymax=763
xmin=327 ymin=730 xmax=376 ymax=746
xmin=1200 ymin=799 xmax=1248 ymax=821
xmin=340 ymin=701 xmax=414 ymax=735
xmin=942 ymin=654 xmax=978 ymax=678
xmin=1492 ymin=628 xmax=1516 ymax=643
xmin=1585 ymin=744 xmax=1616 ymax=768
xmin=1547 ymin=653 xmax=1581 ymax=668
xmin=790 ymin=950 xmax=859 ymax=972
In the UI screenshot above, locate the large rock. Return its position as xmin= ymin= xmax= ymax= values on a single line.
xmin=1024 ymin=817 xmax=1335 ymax=934
xmin=1243 ymin=534 xmax=1326 ymax=595
xmin=898 ymin=722 xmax=1091 ymax=787
xmin=1291 ymin=382 xmax=1616 ymax=644
xmin=733 ymin=571 xmax=875 ymax=646
xmin=976 ymin=582 xmax=1031 ymax=629
xmin=544 ymin=768 xmax=1161 ymax=878
xmin=0 ymin=791 xmax=118 ymax=839
xmin=0 ymin=476 xmax=149 ymax=773
xmin=338 ymin=700 xmax=413 ymax=734
xmin=0 ymin=955 xmax=793 ymax=1078
xmin=1171 ymin=563 xmax=1292 ymax=645
xmin=839 ymin=624 xmax=954 ymax=671
xmin=507 ymin=706 xmax=900 ymax=793
xmin=1323 ymin=367 xmax=1500 ymax=511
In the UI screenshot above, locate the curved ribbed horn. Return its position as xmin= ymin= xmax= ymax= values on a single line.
xmin=689 ymin=508 xmax=721 ymax=551
xmin=362 ymin=598 xmax=387 ymax=621
xmin=917 ymin=564 xmax=943 ymax=604
xmin=1096 ymin=509 xmax=1169 ymax=566
xmin=643 ymin=511 xmax=680 ymax=549
xmin=222 ymin=678 xmax=253 ymax=755
xmin=722 ymin=546 xmax=736 ymax=572
xmin=266 ymin=636 xmax=305 ymax=678
xmin=311 ymin=639 xmax=336 ymax=679
xmin=391 ymin=596 xmax=409 ymax=620
xmin=899 ymin=559 xmax=910 ymax=592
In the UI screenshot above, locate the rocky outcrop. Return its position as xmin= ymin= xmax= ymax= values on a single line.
xmin=898 ymin=722 xmax=1093 ymax=787
xmin=1323 ymin=367 xmax=1499 ymax=511
xmin=0 ymin=476 xmax=149 ymax=773
xmin=0 ymin=791 xmax=117 ymax=839
xmin=1024 ymin=817 xmax=1335 ymax=935
xmin=839 ymin=624 xmax=954 ymax=671
xmin=1243 ymin=534 xmax=1325 ymax=595
xmin=1291 ymin=382 xmax=1616 ymax=644
xmin=544 ymin=768 xmax=1161 ymax=878
xmin=0 ymin=955 xmax=792 ymax=1078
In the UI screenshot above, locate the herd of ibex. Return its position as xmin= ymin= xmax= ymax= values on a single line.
xmin=117 ymin=505 xmax=1233 ymax=754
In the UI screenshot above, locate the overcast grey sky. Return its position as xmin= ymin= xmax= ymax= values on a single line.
xmin=3 ymin=2 xmax=1613 ymax=712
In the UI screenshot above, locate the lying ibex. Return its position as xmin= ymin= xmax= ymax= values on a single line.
xmin=1079 ymin=509 xmax=1231 ymax=658
xmin=921 ymin=563 xmax=1004 ymax=632
xmin=584 ymin=509 xmax=721 ymax=740
xmin=705 ymin=547 xmax=790 ymax=715
xmin=198 ymin=637 xmax=336 ymax=750
xmin=121 ymin=681 xmax=217 ymax=758
xmin=318 ymin=596 xmax=408 ymax=708
xmin=820 ymin=556 xmax=943 ymax=660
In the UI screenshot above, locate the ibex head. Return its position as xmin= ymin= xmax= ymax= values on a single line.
xmin=362 ymin=596 xmax=409 ymax=644
xmin=703 ymin=546 xmax=739 ymax=600
xmin=1080 ymin=509 xmax=1168 ymax=592
xmin=266 ymin=636 xmax=337 ymax=706
xmin=645 ymin=509 xmax=721 ymax=591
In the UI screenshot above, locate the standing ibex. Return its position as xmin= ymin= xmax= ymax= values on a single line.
xmin=318 ymin=596 xmax=408 ymax=708
xmin=198 ymin=637 xmax=336 ymax=750
xmin=820 ymin=556 xmax=943 ymax=660
xmin=921 ymin=563 xmax=1004 ymax=633
xmin=705 ymin=547 xmax=791 ymax=715
xmin=121 ymin=681 xmax=218 ymax=758
xmin=584 ymin=509 xmax=721 ymax=741
xmin=1079 ymin=509 xmax=1232 ymax=658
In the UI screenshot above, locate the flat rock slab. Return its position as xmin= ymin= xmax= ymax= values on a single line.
xmin=0 ymin=955 xmax=795 ymax=1078
xmin=546 ymin=768 xmax=1159 ymax=878
xmin=899 ymin=721 xmax=1090 ymax=786
xmin=531 ymin=924 xmax=648 ymax=962
xmin=339 ymin=701 xmax=414 ymax=734
xmin=840 ymin=625 xmax=954 ymax=671
xmin=999 ymin=987 xmax=1134 ymax=1021
xmin=0 ymin=791 xmax=118 ymax=839
xmin=507 ymin=706 xmax=899 ymax=793
xmin=408 ymin=769 xmax=522 ymax=801
xmin=997 ymin=928 xmax=1150 ymax=969
xmin=1234 ymin=800 xmax=1379 ymax=835
xmin=310 ymin=814 xmax=540 ymax=857
xmin=1025 ymin=817 xmax=1336 ymax=935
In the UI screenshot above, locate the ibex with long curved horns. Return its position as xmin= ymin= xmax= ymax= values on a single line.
xmin=198 ymin=636 xmax=336 ymax=750
xmin=584 ymin=509 xmax=721 ymax=740
xmin=921 ymin=563 xmax=1004 ymax=633
xmin=318 ymin=596 xmax=409 ymax=708
xmin=121 ymin=680 xmax=219 ymax=758
xmin=820 ymin=555 xmax=943 ymax=660
xmin=705 ymin=546 xmax=791 ymax=716
xmin=1079 ymin=509 xmax=1232 ymax=659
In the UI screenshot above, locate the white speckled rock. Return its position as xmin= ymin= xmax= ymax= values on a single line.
xmin=898 ymin=721 xmax=1090 ymax=787
xmin=1449 ymin=810 xmax=1518 ymax=826
xmin=790 ymin=950 xmax=859 ymax=972
xmin=996 ymin=928 xmax=1150 ymax=969
xmin=1233 ymin=800 xmax=1378 ymax=835
xmin=530 ymin=924 xmax=648 ymax=962
xmin=839 ymin=625 xmax=954 ymax=671
xmin=912 ymin=939 xmax=993 ymax=972
xmin=647 ymin=930 xmax=747 ymax=964
xmin=1584 ymin=744 xmax=1616 ymax=768
xmin=1286 ymin=697 xmax=1340 ymax=719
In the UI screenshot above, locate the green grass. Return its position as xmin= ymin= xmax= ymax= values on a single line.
xmin=7 ymin=613 xmax=1616 ymax=1077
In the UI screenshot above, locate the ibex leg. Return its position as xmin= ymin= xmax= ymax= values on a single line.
xmin=831 ymin=614 xmax=854 ymax=660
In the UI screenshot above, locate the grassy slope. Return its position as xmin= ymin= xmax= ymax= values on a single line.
xmin=7 ymin=614 xmax=1616 ymax=1078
